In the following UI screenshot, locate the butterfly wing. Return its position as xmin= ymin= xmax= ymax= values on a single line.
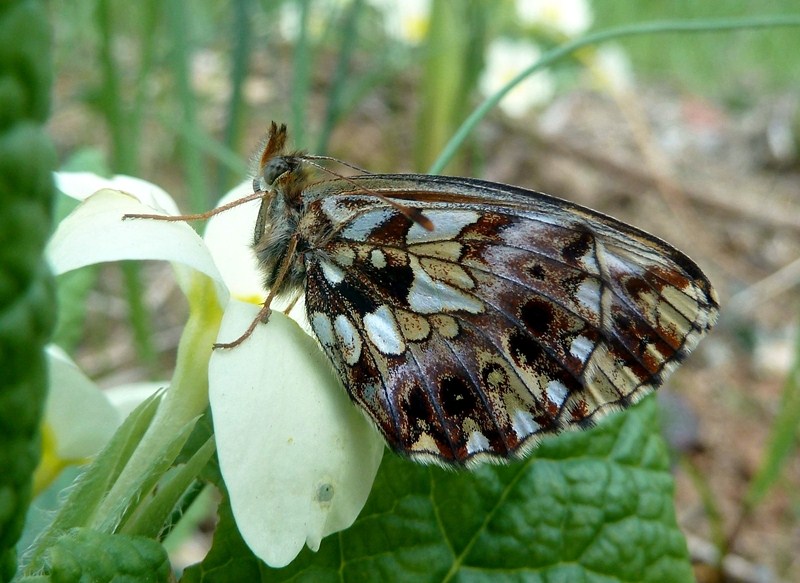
xmin=300 ymin=174 xmax=718 ymax=466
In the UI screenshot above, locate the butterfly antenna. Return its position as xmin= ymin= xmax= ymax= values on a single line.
xmin=302 ymin=158 xmax=434 ymax=232
xmin=302 ymin=154 xmax=373 ymax=175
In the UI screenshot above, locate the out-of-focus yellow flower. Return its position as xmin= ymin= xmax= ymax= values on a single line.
xmin=367 ymin=0 xmax=431 ymax=45
xmin=587 ymin=44 xmax=635 ymax=93
xmin=516 ymin=0 xmax=593 ymax=38
xmin=479 ymin=38 xmax=556 ymax=118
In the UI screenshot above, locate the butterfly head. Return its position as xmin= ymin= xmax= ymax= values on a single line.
xmin=252 ymin=122 xmax=305 ymax=194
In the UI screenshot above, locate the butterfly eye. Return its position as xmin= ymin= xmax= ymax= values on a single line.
xmin=259 ymin=157 xmax=294 ymax=190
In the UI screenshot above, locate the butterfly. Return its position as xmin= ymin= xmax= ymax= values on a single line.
xmin=202 ymin=122 xmax=718 ymax=467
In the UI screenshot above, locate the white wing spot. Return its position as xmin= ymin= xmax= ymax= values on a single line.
xmin=334 ymin=314 xmax=362 ymax=365
xmin=546 ymin=380 xmax=569 ymax=407
xmin=370 ymin=249 xmax=387 ymax=269
xmin=321 ymin=197 xmax=358 ymax=224
xmin=320 ymin=257 xmax=345 ymax=285
xmin=407 ymin=209 xmax=480 ymax=243
xmin=407 ymin=257 xmax=483 ymax=314
xmin=511 ymin=409 xmax=541 ymax=438
xmin=577 ymin=237 xmax=599 ymax=273
xmin=466 ymin=431 xmax=490 ymax=454
xmin=333 ymin=245 xmax=355 ymax=267
xmin=363 ymin=305 xmax=406 ymax=355
xmin=311 ymin=312 xmax=335 ymax=349
xmin=341 ymin=208 xmax=394 ymax=242
xmin=576 ymin=278 xmax=601 ymax=312
xmin=570 ymin=335 xmax=594 ymax=363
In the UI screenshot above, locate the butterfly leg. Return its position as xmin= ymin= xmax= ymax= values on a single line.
xmin=122 ymin=190 xmax=267 ymax=223
xmin=282 ymin=291 xmax=302 ymax=316
xmin=213 ymin=234 xmax=300 ymax=350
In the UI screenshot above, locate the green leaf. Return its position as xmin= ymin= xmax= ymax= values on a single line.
xmin=41 ymin=527 xmax=170 ymax=583
xmin=180 ymin=493 xmax=269 ymax=583
xmin=23 ymin=392 xmax=163 ymax=574
xmin=95 ymin=415 xmax=200 ymax=534
xmin=122 ymin=436 xmax=216 ymax=539
xmin=181 ymin=396 xmax=692 ymax=582
xmin=0 ymin=1 xmax=56 ymax=579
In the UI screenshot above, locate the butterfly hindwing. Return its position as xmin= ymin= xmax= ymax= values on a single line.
xmin=301 ymin=174 xmax=718 ymax=466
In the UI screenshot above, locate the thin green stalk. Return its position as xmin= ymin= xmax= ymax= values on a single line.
xmin=166 ymin=0 xmax=209 ymax=213
xmin=428 ymin=15 xmax=800 ymax=175
xmin=679 ymin=455 xmax=726 ymax=569
xmin=120 ymin=438 xmax=216 ymax=538
xmin=162 ymin=482 xmax=215 ymax=552
xmin=217 ymin=0 xmax=253 ymax=195
xmin=725 ymin=327 xmax=800 ymax=550
xmin=96 ymin=0 xmax=137 ymax=172
xmin=415 ymin=0 xmax=465 ymax=173
xmin=316 ymin=0 xmax=363 ymax=154
xmin=291 ymin=0 xmax=313 ymax=149
xmin=121 ymin=262 xmax=158 ymax=375
xmin=744 ymin=338 xmax=800 ymax=509
xmin=96 ymin=1 xmax=159 ymax=376
xmin=160 ymin=113 xmax=249 ymax=178
xmin=131 ymin=0 xmax=162 ymax=150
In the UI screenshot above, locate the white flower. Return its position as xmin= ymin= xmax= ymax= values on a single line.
xmin=479 ymin=38 xmax=555 ymax=118
xmin=47 ymin=173 xmax=384 ymax=567
xmin=278 ymin=0 xmax=351 ymax=42
xmin=35 ymin=344 xmax=163 ymax=494
xmin=515 ymin=0 xmax=592 ymax=38
xmin=366 ymin=0 xmax=431 ymax=45
xmin=35 ymin=346 xmax=121 ymax=494
xmin=586 ymin=44 xmax=635 ymax=93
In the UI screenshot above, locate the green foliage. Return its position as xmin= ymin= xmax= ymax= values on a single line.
xmin=0 ymin=1 xmax=56 ymax=580
xmin=744 ymin=332 xmax=800 ymax=510
xmin=37 ymin=2 xmax=800 ymax=580
xmin=35 ymin=528 xmax=170 ymax=583
xmin=592 ymin=1 xmax=800 ymax=100
xmin=23 ymin=393 xmax=165 ymax=574
xmin=183 ymin=397 xmax=692 ymax=582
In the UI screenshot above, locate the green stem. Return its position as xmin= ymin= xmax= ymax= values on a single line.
xmin=217 ymin=0 xmax=253 ymax=195
xmin=166 ymin=0 xmax=208 ymax=213
xmin=121 ymin=262 xmax=159 ymax=376
xmin=316 ymin=0 xmax=362 ymax=154
xmin=97 ymin=1 xmax=161 ymax=376
xmin=428 ymin=15 xmax=800 ymax=174
xmin=290 ymin=0 xmax=312 ymax=149
xmin=92 ymin=273 xmax=222 ymax=526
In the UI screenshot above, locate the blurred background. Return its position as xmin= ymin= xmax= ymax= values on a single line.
xmin=48 ymin=1 xmax=799 ymax=581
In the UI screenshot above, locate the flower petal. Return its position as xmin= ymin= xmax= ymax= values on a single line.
xmin=209 ymin=302 xmax=384 ymax=568
xmin=480 ymin=38 xmax=555 ymax=118
xmin=45 ymin=345 xmax=121 ymax=461
xmin=56 ymin=171 xmax=180 ymax=215
xmin=46 ymin=189 xmax=227 ymax=301
xmin=203 ymin=181 xmax=266 ymax=303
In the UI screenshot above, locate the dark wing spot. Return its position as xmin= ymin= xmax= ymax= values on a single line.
xmin=508 ymin=328 xmax=546 ymax=370
xmin=562 ymin=230 xmax=593 ymax=263
xmin=406 ymin=384 xmax=430 ymax=423
xmin=439 ymin=375 xmax=478 ymax=417
xmin=519 ymin=297 xmax=555 ymax=336
xmin=528 ymin=263 xmax=547 ymax=280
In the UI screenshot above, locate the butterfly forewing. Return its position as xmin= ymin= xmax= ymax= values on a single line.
xmin=299 ymin=174 xmax=718 ymax=466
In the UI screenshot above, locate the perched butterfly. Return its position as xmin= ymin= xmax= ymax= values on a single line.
xmin=160 ymin=122 xmax=719 ymax=467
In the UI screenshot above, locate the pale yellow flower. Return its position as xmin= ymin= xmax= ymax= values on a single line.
xmin=47 ymin=172 xmax=385 ymax=567
xmin=479 ymin=38 xmax=556 ymax=118
xmin=516 ymin=0 xmax=592 ymax=37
